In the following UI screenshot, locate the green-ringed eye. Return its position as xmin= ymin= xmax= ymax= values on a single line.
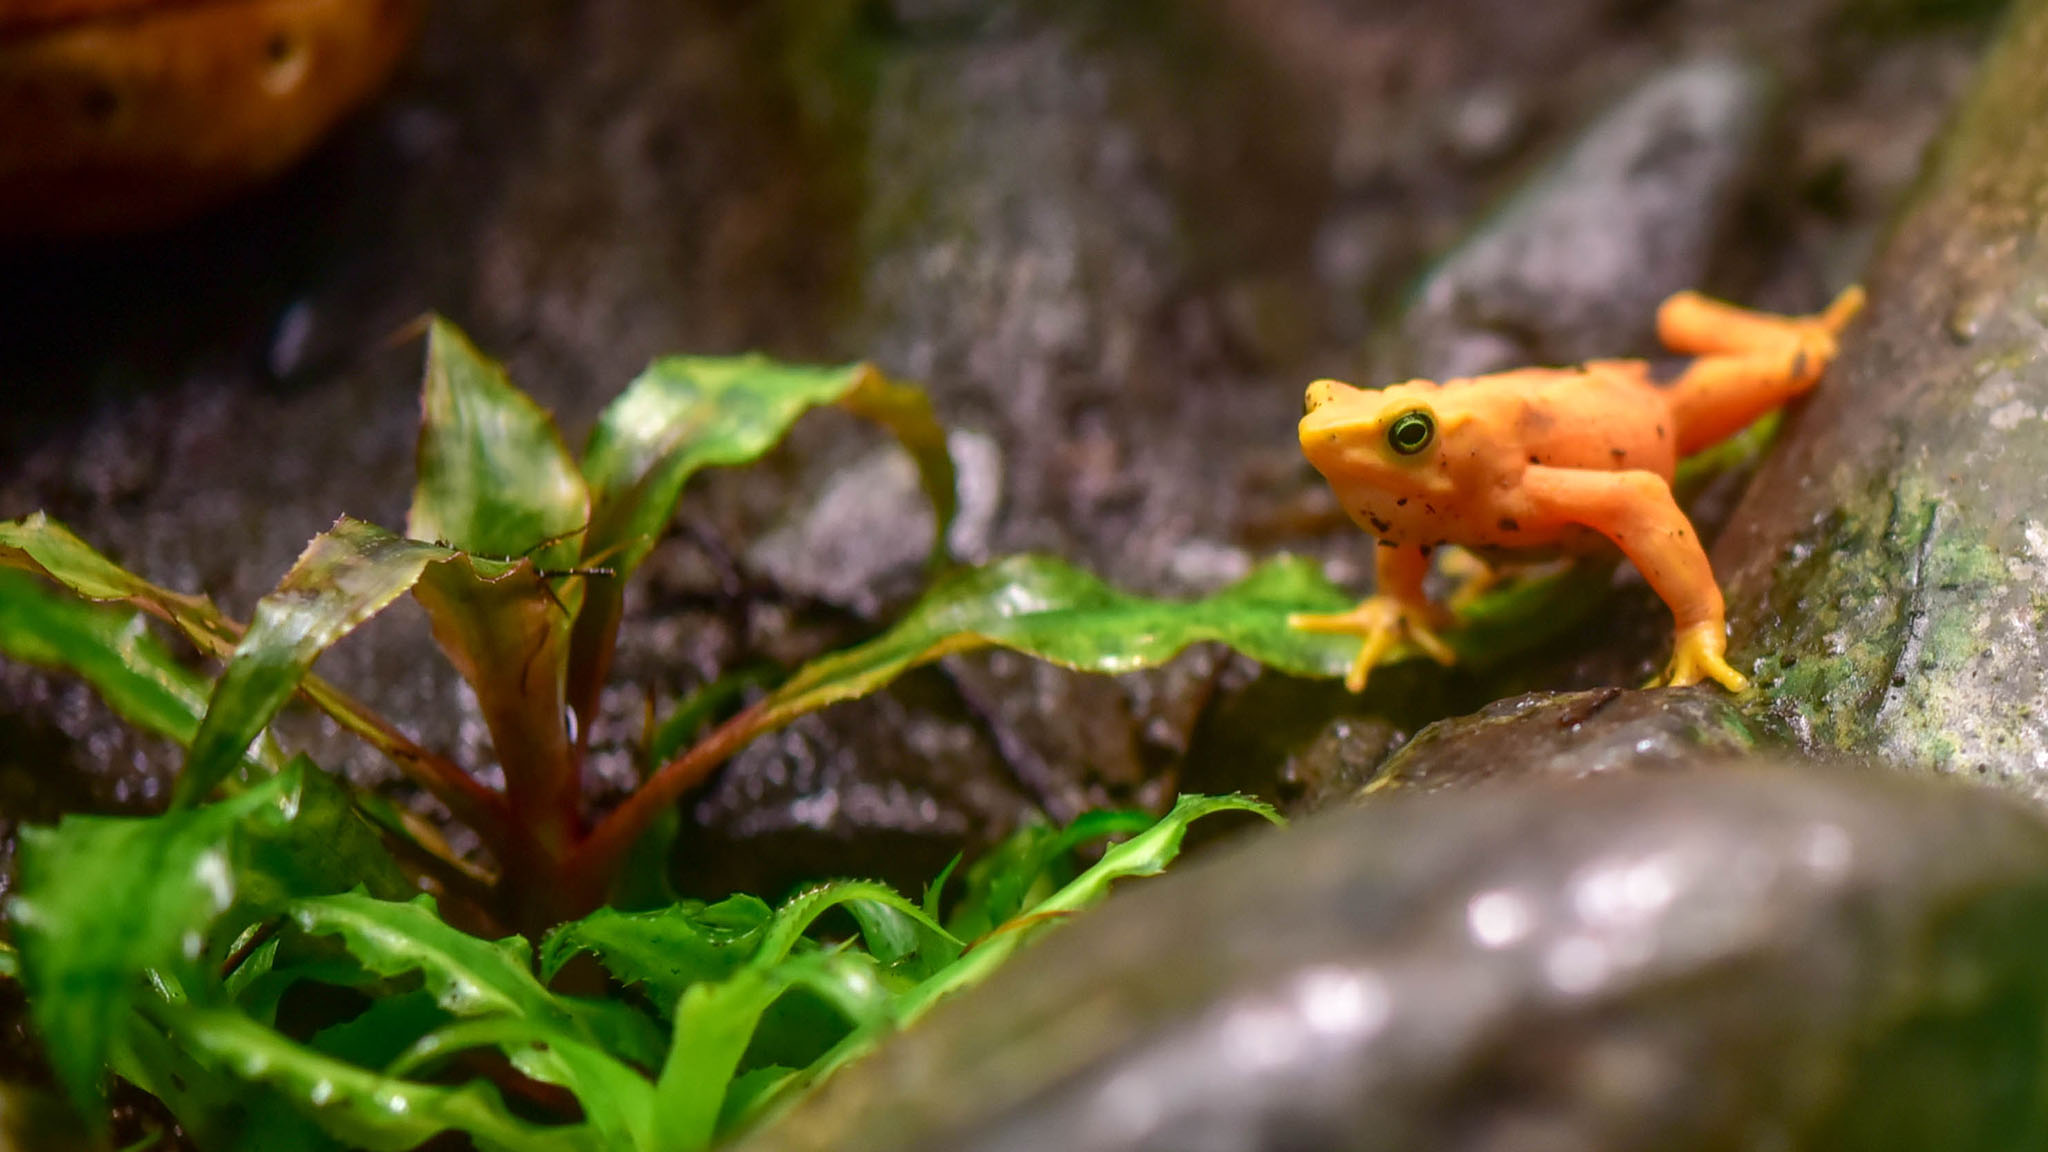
xmin=1386 ymin=409 xmax=1435 ymax=456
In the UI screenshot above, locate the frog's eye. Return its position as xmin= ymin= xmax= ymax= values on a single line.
xmin=1386 ymin=409 xmax=1436 ymax=456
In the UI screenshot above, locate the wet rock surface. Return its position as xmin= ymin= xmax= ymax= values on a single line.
xmin=1363 ymin=687 xmax=1760 ymax=795
xmin=741 ymin=760 xmax=2048 ymax=1152
xmin=1715 ymin=0 xmax=2048 ymax=796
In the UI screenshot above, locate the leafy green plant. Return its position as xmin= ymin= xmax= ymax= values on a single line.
xmin=4 ymin=311 xmax=1669 ymax=1146
xmin=0 ymin=320 xmax=1327 ymax=1145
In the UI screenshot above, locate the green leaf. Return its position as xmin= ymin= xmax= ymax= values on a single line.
xmin=758 ymin=552 xmax=1619 ymax=732
xmin=175 ymin=519 xmax=464 ymax=808
xmin=758 ymin=555 xmax=1357 ymax=728
xmin=145 ymin=1000 xmax=559 ymax=1152
xmin=11 ymin=787 xmax=264 ymax=1125
xmin=654 ymin=969 xmax=785 ymax=1151
xmin=650 ymin=950 xmax=895 ymax=1152
xmin=406 ymin=317 xmax=589 ymax=570
xmin=239 ymin=759 xmax=414 ymax=912
xmin=0 ymin=567 xmax=221 ymax=752
xmin=285 ymin=894 xmax=643 ymax=1054
xmin=0 ymin=513 xmax=239 ymax=658
xmin=7 ymin=762 xmax=387 ymax=1127
xmin=901 ymin=795 xmax=1280 ymax=1022
xmin=540 ymin=895 xmax=772 ymax=1007
xmin=1 ymin=514 xmax=503 ymax=831
xmin=388 ymin=1017 xmax=660 ymax=1151
xmin=750 ymin=881 xmax=959 ymax=971
xmin=569 ymin=356 xmax=955 ymax=739
xmin=308 ymin=989 xmax=448 ymax=1069
xmin=942 ymin=809 xmax=1155 ymax=943
xmin=113 ymin=1002 xmax=343 ymax=1152
xmin=400 ymin=320 xmax=592 ymax=863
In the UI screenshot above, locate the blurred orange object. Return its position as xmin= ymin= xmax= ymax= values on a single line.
xmin=0 ymin=0 xmax=423 ymax=237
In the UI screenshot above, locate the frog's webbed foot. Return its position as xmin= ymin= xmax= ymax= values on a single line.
xmin=1290 ymin=595 xmax=1456 ymax=693
xmin=1655 ymin=621 xmax=1750 ymax=693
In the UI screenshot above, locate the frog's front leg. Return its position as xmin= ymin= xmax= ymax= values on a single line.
xmin=1290 ymin=544 xmax=1455 ymax=693
xmin=1518 ymin=466 xmax=1749 ymax=692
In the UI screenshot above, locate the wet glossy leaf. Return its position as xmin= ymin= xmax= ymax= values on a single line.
xmin=112 ymin=1005 xmax=341 ymax=1152
xmin=540 ymin=895 xmax=772 ymax=1003
xmin=653 ymin=951 xmax=894 ymax=1152
xmin=0 ymin=512 xmax=238 ymax=657
xmin=10 ymin=784 xmax=271 ymax=1125
xmin=285 ymin=892 xmax=661 ymax=1068
xmin=407 ymin=317 xmax=589 ymax=570
xmin=580 ymin=357 xmax=950 ymax=582
xmin=941 ymin=809 xmax=1156 ymax=943
xmin=8 ymin=761 xmax=398 ymax=1128
xmin=403 ymin=320 xmax=589 ymax=846
xmin=0 ymin=566 xmax=222 ymax=753
xmin=759 ymin=553 xmax=1616 ymax=733
xmin=569 ymin=356 xmax=955 ymax=736
xmin=751 ymin=881 xmax=958 ymax=970
xmin=175 ymin=518 xmax=467 ymax=808
xmin=146 ymin=1001 xmax=558 ymax=1152
xmin=759 ymin=555 xmax=1357 ymax=729
xmin=1 ymin=513 xmax=499 ymax=828
xmin=896 ymin=794 xmax=1280 ymax=1023
xmin=387 ymin=1017 xmax=661 ymax=1150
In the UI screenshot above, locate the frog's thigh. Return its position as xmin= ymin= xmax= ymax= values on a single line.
xmin=1664 ymin=351 xmax=1822 ymax=456
xmin=1518 ymin=466 xmax=1725 ymax=632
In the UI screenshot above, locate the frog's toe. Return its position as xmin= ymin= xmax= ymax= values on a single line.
xmin=1660 ymin=622 xmax=1750 ymax=693
xmin=1818 ymin=284 xmax=1867 ymax=335
xmin=1292 ymin=598 xmax=1454 ymax=692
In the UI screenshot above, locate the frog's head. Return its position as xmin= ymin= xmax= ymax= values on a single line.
xmin=1298 ymin=378 xmax=1447 ymax=496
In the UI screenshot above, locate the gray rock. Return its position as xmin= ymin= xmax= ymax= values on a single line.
xmin=1402 ymin=56 xmax=1774 ymax=380
xmin=1715 ymin=0 xmax=2048 ymax=796
xmin=747 ymin=428 xmax=1003 ymax=617
xmin=742 ymin=761 xmax=2048 ymax=1152
xmin=1366 ymin=688 xmax=1759 ymax=795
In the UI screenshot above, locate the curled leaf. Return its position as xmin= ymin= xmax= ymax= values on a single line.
xmin=568 ymin=356 xmax=956 ymax=741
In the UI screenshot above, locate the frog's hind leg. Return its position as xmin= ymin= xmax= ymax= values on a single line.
xmin=1655 ymin=286 xmax=1865 ymax=455
xmin=1437 ymin=547 xmax=1573 ymax=613
xmin=1655 ymin=286 xmax=1863 ymax=356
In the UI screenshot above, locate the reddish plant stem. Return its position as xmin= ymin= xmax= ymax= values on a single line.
xmin=560 ymin=698 xmax=774 ymax=909
xmin=132 ymin=596 xmax=512 ymax=845
xmin=300 ymin=676 xmax=511 ymax=843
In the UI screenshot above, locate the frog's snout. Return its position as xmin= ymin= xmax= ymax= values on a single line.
xmin=1303 ymin=378 xmax=1346 ymax=416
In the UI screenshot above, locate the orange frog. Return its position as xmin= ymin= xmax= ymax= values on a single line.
xmin=1292 ymin=286 xmax=1865 ymax=693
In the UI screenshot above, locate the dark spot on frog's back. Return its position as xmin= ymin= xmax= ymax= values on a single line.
xmin=1646 ymin=356 xmax=1691 ymax=388
xmin=1611 ymin=447 xmax=1627 ymax=463
xmin=1498 ymin=517 xmax=1519 ymax=532
xmin=1367 ymin=513 xmax=1393 ymax=533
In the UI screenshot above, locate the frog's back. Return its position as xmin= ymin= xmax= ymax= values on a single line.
xmin=1426 ymin=363 xmax=1679 ymax=478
